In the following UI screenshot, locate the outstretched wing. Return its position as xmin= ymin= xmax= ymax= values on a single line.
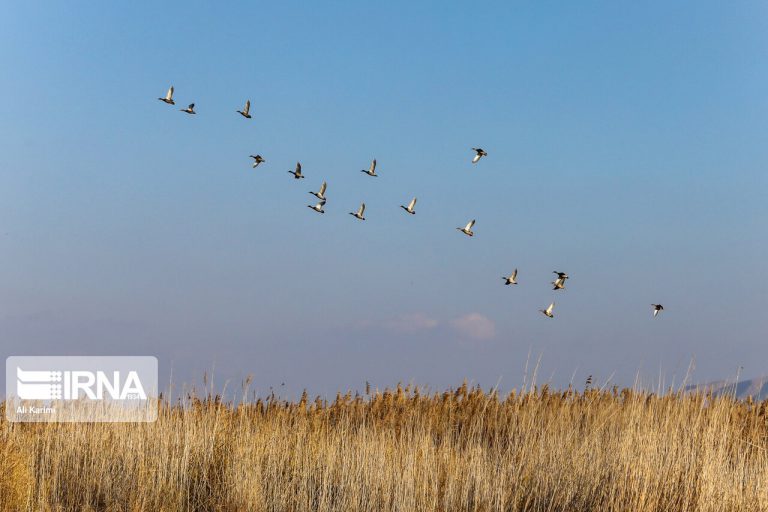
xmin=546 ymin=302 xmax=555 ymax=314
xmin=166 ymin=86 xmax=174 ymax=100
xmin=408 ymin=197 xmax=417 ymax=210
xmin=244 ymin=100 xmax=250 ymax=114
xmin=319 ymin=181 xmax=327 ymax=195
xmin=358 ymin=203 xmax=366 ymax=216
xmin=295 ymin=162 xmax=302 ymax=174
xmin=465 ymin=219 xmax=475 ymax=231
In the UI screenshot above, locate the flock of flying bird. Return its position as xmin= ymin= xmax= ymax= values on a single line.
xmin=157 ymin=85 xmax=666 ymax=320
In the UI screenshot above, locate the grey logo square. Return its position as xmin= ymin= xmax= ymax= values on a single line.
xmin=5 ymin=356 xmax=158 ymax=422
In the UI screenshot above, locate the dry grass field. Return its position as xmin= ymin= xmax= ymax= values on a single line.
xmin=2 ymin=382 xmax=768 ymax=511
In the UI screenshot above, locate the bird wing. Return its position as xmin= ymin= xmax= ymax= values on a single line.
xmin=319 ymin=181 xmax=327 ymax=195
xmin=166 ymin=86 xmax=174 ymax=100
xmin=472 ymin=154 xmax=481 ymax=163
xmin=465 ymin=219 xmax=475 ymax=231
xmin=244 ymin=100 xmax=250 ymax=114
xmin=408 ymin=197 xmax=417 ymax=210
xmin=188 ymin=103 xmax=195 ymax=109
xmin=546 ymin=303 xmax=554 ymax=314
xmin=358 ymin=203 xmax=366 ymax=215
xmin=296 ymin=162 xmax=302 ymax=174
xmin=511 ymin=269 xmax=518 ymax=279
xmin=370 ymin=159 xmax=376 ymax=173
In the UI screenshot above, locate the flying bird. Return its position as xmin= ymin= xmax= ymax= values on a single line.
xmin=237 ymin=100 xmax=252 ymax=119
xmin=540 ymin=302 xmax=555 ymax=318
xmin=288 ymin=162 xmax=304 ymax=179
xmin=471 ymin=148 xmax=487 ymax=164
xmin=553 ymin=271 xmax=569 ymax=280
xmin=309 ymin=181 xmax=327 ymax=201
xmin=652 ymin=304 xmax=664 ymax=317
xmin=180 ymin=103 xmax=196 ymax=114
xmin=400 ymin=197 xmax=417 ymax=215
xmin=350 ymin=203 xmax=366 ymax=220
xmin=308 ymin=200 xmax=326 ymax=214
xmin=502 ymin=269 xmax=518 ymax=285
xmin=552 ymin=277 xmax=566 ymax=290
xmin=456 ymin=219 xmax=475 ymax=237
xmin=361 ymin=159 xmax=377 ymax=177
xmin=250 ymin=155 xmax=265 ymax=168
xmin=158 ymin=86 xmax=175 ymax=105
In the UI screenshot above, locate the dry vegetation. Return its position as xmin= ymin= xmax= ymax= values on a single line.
xmin=2 ymin=382 xmax=768 ymax=511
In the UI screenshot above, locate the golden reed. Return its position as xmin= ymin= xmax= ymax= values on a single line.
xmin=2 ymin=382 xmax=767 ymax=511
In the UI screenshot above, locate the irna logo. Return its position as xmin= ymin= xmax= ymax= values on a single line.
xmin=16 ymin=367 xmax=147 ymax=400
xmin=6 ymin=356 xmax=158 ymax=423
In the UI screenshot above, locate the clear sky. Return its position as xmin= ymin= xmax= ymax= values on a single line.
xmin=1 ymin=2 xmax=766 ymax=397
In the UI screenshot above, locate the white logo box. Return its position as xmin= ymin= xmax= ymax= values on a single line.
xmin=5 ymin=356 xmax=158 ymax=423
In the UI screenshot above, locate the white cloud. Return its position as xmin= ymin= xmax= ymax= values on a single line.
xmin=450 ymin=313 xmax=496 ymax=340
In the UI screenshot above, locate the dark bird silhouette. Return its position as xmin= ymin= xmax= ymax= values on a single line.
xmin=471 ymin=148 xmax=487 ymax=163
xmin=250 ymin=154 xmax=265 ymax=168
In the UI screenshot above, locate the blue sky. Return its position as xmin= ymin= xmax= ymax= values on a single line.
xmin=1 ymin=2 xmax=766 ymax=397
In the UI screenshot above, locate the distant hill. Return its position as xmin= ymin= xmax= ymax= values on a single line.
xmin=686 ymin=376 xmax=768 ymax=400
